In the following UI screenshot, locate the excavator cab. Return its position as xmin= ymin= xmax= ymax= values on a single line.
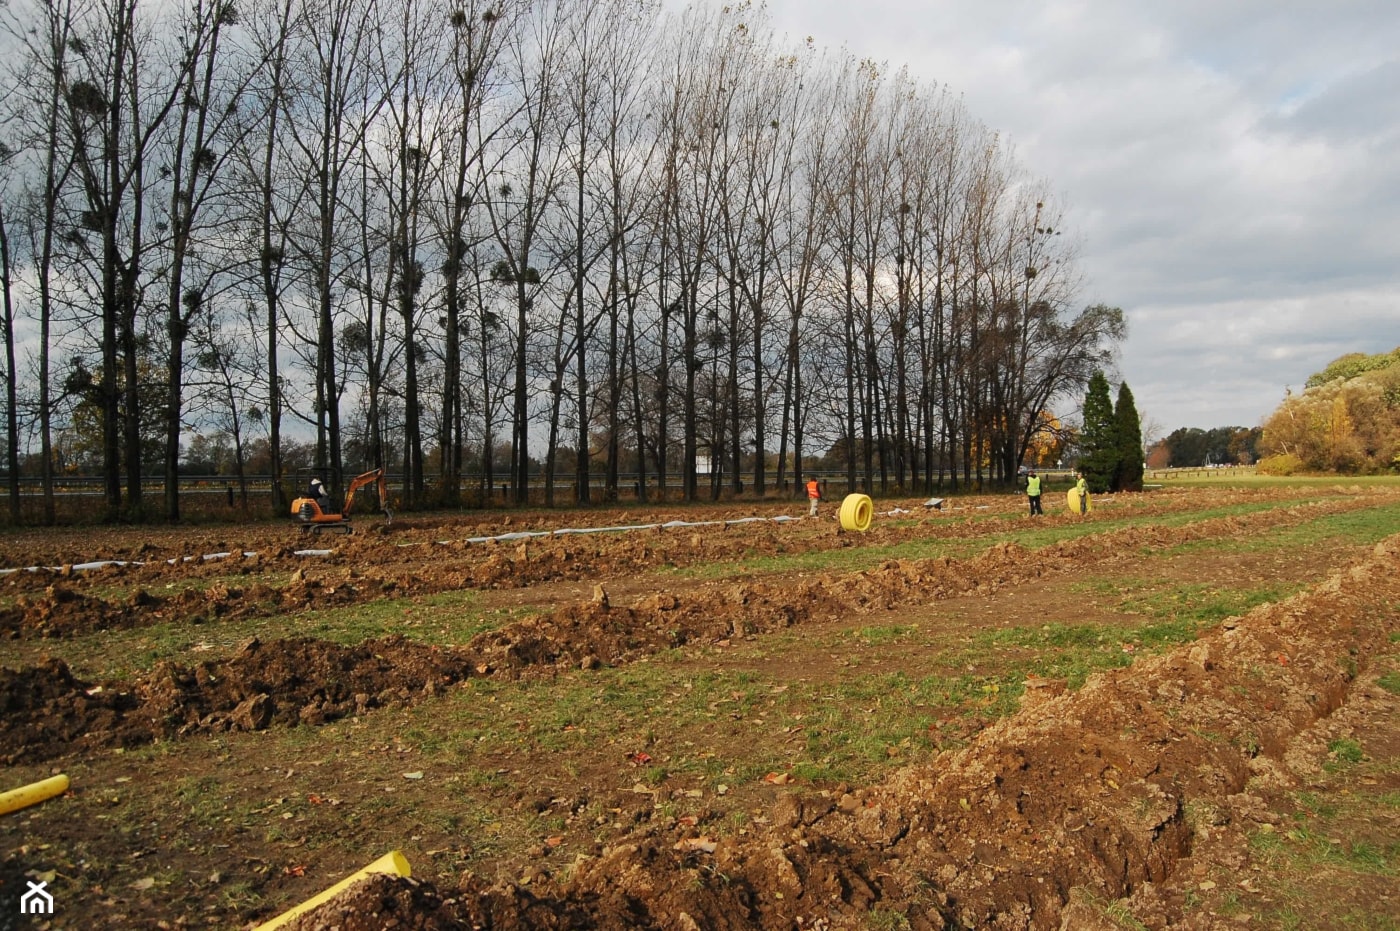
xmin=290 ymin=468 xmax=394 ymax=535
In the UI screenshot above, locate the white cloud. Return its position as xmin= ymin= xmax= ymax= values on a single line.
xmin=754 ymin=0 xmax=1400 ymax=431
xmin=1122 ymin=286 xmax=1400 ymax=429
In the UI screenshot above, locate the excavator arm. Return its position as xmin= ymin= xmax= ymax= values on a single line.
xmin=342 ymin=468 xmax=393 ymax=524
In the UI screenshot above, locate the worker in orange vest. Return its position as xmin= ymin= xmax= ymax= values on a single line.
xmin=805 ymin=475 xmax=822 ymax=517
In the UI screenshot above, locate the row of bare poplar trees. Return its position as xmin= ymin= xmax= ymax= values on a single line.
xmin=0 ymin=0 xmax=1124 ymax=522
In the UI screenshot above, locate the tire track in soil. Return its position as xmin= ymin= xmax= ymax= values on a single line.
xmin=0 ymin=495 xmax=1383 ymax=767
xmin=272 ymin=536 xmax=1400 ymax=931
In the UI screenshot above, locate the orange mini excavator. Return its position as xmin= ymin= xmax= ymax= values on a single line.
xmin=290 ymin=468 xmax=394 ymax=535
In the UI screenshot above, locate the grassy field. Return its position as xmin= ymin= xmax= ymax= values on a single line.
xmin=1 ymin=478 xmax=1397 ymax=929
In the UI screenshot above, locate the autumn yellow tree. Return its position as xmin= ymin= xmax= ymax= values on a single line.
xmin=1259 ymin=348 xmax=1400 ymax=474
xmin=1024 ymin=411 xmax=1065 ymax=467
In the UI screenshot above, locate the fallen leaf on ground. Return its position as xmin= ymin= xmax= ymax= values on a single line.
xmin=674 ymin=837 xmax=717 ymax=853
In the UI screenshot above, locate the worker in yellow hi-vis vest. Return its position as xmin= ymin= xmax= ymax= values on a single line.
xmin=1067 ymin=472 xmax=1091 ymax=515
xmin=1026 ymin=470 xmax=1043 ymax=516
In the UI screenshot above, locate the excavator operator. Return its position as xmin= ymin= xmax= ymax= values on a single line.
xmin=308 ymin=477 xmax=332 ymax=513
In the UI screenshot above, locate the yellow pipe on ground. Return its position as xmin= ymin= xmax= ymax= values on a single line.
xmin=0 ymin=774 xmax=69 ymax=816
xmin=838 ymin=493 xmax=874 ymax=532
xmin=253 ymin=850 xmax=412 ymax=931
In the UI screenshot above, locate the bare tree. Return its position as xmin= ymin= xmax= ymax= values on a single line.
xmin=371 ymin=0 xmax=450 ymax=506
xmin=555 ymin=0 xmax=601 ymax=503
xmin=913 ymin=91 xmax=974 ymax=490
xmin=158 ymin=0 xmax=252 ymax=522
xmin=0 ymin=0 xmax=86 ymax=523
xmin=431 ymin=1 xmax=515 ymax=507
xmin=281 ymin=0 xmax=393 ymax=500
xmin=652 ymin=3 xmax=749 ymax=502
xmin=591 ymin=0 xmax=660 ymax=502
xmin=59 ymin=0 xmax=199 ymax=517
xmin=767 ymin=45 xmax=836 ymax=498
xmin=825 ymin=56 xmax=897 ymax=493
xmin=0 ymin=144 xmax=18 ymax=521
xmin=231 ymin=0 xmax=299 ymax=513
xmin=483 ymin=0 xmax=568 ymax=506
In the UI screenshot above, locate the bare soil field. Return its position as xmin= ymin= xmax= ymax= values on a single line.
xmin=1 ymin=483 xmax=1398 ymax=930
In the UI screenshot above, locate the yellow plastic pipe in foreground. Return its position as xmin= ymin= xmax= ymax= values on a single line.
xmin=0 ymin=774 xmax=69 ymax=816
xmin=838 ymin=493 xmax=874 ymax=532
xmin=253 ymin=850 xmax=412 ymax=931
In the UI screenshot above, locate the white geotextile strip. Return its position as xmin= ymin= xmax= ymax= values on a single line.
xmin=429 ymin=513 xmax=804 ymax=547
xmin=0 ymin=550 xmax=262 ymax=576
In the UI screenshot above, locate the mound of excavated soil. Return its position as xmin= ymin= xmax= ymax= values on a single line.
xmin=0 ymin=657 xmax=144 ymax=761
xmin=0 ymin=636 xmax=476 ymax=763
xmin=270 ymin=537 xmax=1400 ymax=931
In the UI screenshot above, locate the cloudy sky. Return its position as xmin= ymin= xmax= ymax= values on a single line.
xmin=748 ymin=0 xmax=1400 ymax=438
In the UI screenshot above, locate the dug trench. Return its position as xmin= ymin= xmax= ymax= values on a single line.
xmin=0 ymin=494 xmax=1382 ymax=764
xmin=274 ymin=535 xmax=1400 ymax=930
xmin=0 ymin=486 xmax=1381 ymax=642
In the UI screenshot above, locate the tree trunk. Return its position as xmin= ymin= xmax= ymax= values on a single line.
xmin=0 ymin=207 xmax=18 ymax=523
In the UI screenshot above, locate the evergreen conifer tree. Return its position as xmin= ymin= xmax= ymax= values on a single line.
xmin=1078 ymin=371 xmax=1118 ymax=493
xmin=1113 ymin=382 xmax=1144 ymax=491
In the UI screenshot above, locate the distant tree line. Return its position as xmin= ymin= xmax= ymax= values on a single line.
xmin=0 ymin=0 xmax=1122 ymax=524
xmin=1149 ymin=426 xmax=1262 ymax=470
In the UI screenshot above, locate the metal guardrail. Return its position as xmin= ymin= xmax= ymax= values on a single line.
xmin=1144 ymin=465 xmax=1256 ymax=479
